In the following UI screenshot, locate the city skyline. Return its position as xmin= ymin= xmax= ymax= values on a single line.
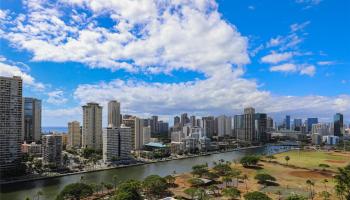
xmin=0 ymin=0 xmax=349 ymax=126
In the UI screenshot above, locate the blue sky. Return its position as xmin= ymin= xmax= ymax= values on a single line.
xmin=0 ymin=0 xmax=349 ymax=126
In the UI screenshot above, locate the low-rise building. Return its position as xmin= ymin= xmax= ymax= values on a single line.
xmin=21 ymin=142 xmax=42 ymax=157
xmin=322 ymin=135 xmax=339 ymax=145
xmin=42 ymin=134 xmax=62 ymax=168
xmin=103 ymin=125 xmax=132 ymax=162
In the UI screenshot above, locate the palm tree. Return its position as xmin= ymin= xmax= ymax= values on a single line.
xmin=242 ymin=174 xmax=248 ymax=191
xmin=223 ymin=176 xmax=232 ymax=187
xmin=285 ymin=156 xmax=290 ymax=165
xmin=322 ymin=179 xmax=328 ymax=192
xmin=306 ymin=179 xmax=315 ymax=200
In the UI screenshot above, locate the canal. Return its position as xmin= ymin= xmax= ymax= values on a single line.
xmin=0 ymin=145 xmax=291 ymax=200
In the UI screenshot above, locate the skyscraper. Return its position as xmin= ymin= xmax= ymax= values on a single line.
xmin=108 ymin=100 xmax=121 ymax=128
xmin=174 ymin=116 xmax=180 ymax=127
xmin=244 ymin=107 xmax=256 ymax=142
xmin=67 ymin=121 xmax=81 ymax=149
xmin=122 ymin=116 xmax=136 ymax=148
xmin=284 ymin=115 xmax=291 ymax=130
xmin=333 ymin=113 xmax=344 ymax=136
xmin=190 ymin=116 xmax=196 ymax=127
xmin=234 ymin=114 xmax=244 ymax=140
xmin=151 ymin=115 xmax=158 ymax=135
xmin=23 ymin=97 xmax=41 ymax=143
xmin=181 ymin=113 xmax=189 ymax=127
xmin=255 ymin=113 xmax=267 ymax=142
xmin=42 ymin=134 xmax=62 ymax=168
xmin=82 ymin=103 xmax=103 ymax=150
xmin=293 ymin=118 xmax=302 ymax=131
xmin=134 ymin=117 xmax=144 ymax=150
xmin=266 ymin=117 xmax=274 ymax=131
xmin=217 ymin=115 xmax=232 ymax=137
xmin=143 ymin=126 xmax=151 ymax=145
xmin=0 ymin=76 xmax=23 ymax=172
xmin=202 ymin=116 xmax=215 ymax=138
xmin=307 ymin=118 xmax=318 ymax=133
xmin=103 ymin=125 xmax=131 ymax=162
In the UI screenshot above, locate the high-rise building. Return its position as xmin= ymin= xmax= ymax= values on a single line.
xmin=143 ymin=126 xmax=151 ymax=145
xmin=284 ymin=115 xmax=291 ymax=130
xmin=0 ymin=76 xmax=23 ymax=172
xmin=244 ymin=107 xmax=256 ymax=142
xmin=266 ymin=117 xmax=274 ymax=131
xmin=255 ymin=113 xmax=267 ymax=142
xmin=158 ymin=121 xmax=169 ymax=136
xmin=151 ymin=116 xmax=158 ymax=134
xmin=23 ymin=97 xmax=41 ymax=143
xmin=307 ymin=118 xmax=318 ymax=133
xmin=334 ymin=113 xmax=344 ymax=136
xmin=82 ymin=103 xmax=103 ymax=150
xmin=217 ymin=115 xmax=232 ymax=137
xmin=311 ymin=123 xmax=330 ymax=136
xmin=67 ymin=121 xmax=81 ymax=149
xmin=293 ymin=119 xmax=302 ymax=131
xmin=134 ymin=117 xmax=144 ymax=150
xmin=190 ymin=116 xmax=196 ymax=127
xmin=42 ymin=134 xmax=62 ymax=168
xmin=196 ymin=119 xmax=202 ymax=127
xmin=174 ymin=116 xmax=180 ymax=127
xmin=202 ymin=116 xmax=215 ymax=138
xmin=102 ymin=125 xmax=131 ymax=162
xmin=122 ymin=116 xmax=136 ymax=148
xmin=181 ymin=113 xmax=189 ymax=127
xmin=108 ymin=100 xmax=121 ymax=128
xmin=234 ymin=114 xmax=244 ymax=139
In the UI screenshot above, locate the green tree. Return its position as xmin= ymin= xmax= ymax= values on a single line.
xmin=285 ymin=156 xmax=290 ymax=165
xmin=195 ymin=188 xmax=209 ymax=200
xmin=191 ymin=164 xmax=209 ymax=177
xmin=142 ymin=175 xmax=168 ymax=198
xmin=213 ymin=161 xmax=232 ymax=176
xmin=222 ymin=176 xmax=233 ymax=187
xmin=56 ymin=183 xmax=93 ymax=200
xmin=208 ymin=185 xmax=219 ymax=196
xmin=254 ymin=173 xmax=276 ymax=186
xmin=36 ymin=190 xmax=43 ymax=200
xmin=285 ymin=194 xmax=307 ymax=200
xmin=112 ymin=175 xmax=118 ymax=190
xmin=244 ymin=191 xmax=272 ymax=200
xmin=114 ymin=180 xmax=142 ymax=200
xmin=184 ymin=188 xmax=197 ymax=200
xmin=240 ymin=156 xmax=260 ymax=167
xmin=319 ymin=163 xmax=330 ymax=171
xmin=164 ymin=175 xmax=176 ymax=186
xmin=334 ymin=164 xmax=350 ymax=200
xmin=222 ymin=188 xmax=241 ymax=200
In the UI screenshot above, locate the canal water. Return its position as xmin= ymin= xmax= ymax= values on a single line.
xmin=0 ymin=145 xmax=291 ymax=200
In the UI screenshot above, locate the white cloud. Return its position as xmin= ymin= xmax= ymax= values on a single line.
xmin=295 ymin=0 xmax=322 ymax=9
xmin=299 ymin=64 xmax=316 ymax=76
xmin=270 ymin=63 xmax=297 ymax=73
xmin=47 ymin=90 xmax=68 ymax=105
xmin=0 ymin=61 xmax=45 ymax=90
xmin=0 ymin=0 xmax=249 ymax=76
xmin=261 ymin=52 xmax=293 ymax=64
xmin=290 ymin=21 xmax=310 ymax=32
xmin=317 ymin=61 xmax=336 ymax=66
xmin=270 ymin=63 xmax=316 ymax=77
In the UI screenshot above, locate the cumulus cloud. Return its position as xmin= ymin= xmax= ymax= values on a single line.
xmin=270 ymin=63 xmax=316 ymax=76
xmin=0 ymin=61 xmax=45 ymax=90
xmin=261 ymin=51 xmax=293 ymax=64
xmin=47 ymin=90 xmax=68 ymax=105
xmin=0 ymin=0 xmax=249 ymax=75
xmin=317 ymin=61 xmax=336 ymax=66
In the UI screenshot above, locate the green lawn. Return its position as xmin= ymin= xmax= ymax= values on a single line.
xmin=273 ymin=150 xmax=349 ymax=171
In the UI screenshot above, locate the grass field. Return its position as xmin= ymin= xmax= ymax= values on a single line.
xmin=273 ymin=150 xmax=350 ymax=171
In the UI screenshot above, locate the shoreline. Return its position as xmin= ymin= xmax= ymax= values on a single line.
xmin=0 ymin=145 xmax=287 ymax=186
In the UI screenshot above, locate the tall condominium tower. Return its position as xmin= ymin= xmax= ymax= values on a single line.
xmin=42 ymin=134 xmax=62 ymax=168
xmin=174 ymin=116 xmax=180 ymax=127
xmin=190 ymin=116 xmax=196 ymax=127
xmin=23 ymin=97 xmax=42 ymax=143
xmin=333 ymin=113 xmax=344 ymax=136
xmin=266 ymin=117 xmax=274 ymax=131
xmin=217 ymin=115 xmax=232 ymax=137
xmin=122 ymin=116 xmax=136 ymax=149
xmin=244 ymin=107 xmax=256 ymax=142
xmin=67 ymin=121 xmax=81 ymax=149
xmin=82 ymin=103 xmax=102 ymax=150
xmin=181 ymin=113 xmax=189 ymax=127
xmin=151 ymin=115 xmax=158 ymax=134
xmin=255 ymin=113 xmax=267 ymax=142
xmin=108 ymin=100 xmax=121 ymax=128
xmin=306 ymin=118 xmax=318 ymax=133
xmin=0 ymin=76 xmax=23 ymax=172
xmin=284 ymin=115 xmax=291 ymax=130
xmin=202 ymin=116 xmax=215 ymax=138
xmin=293 ymin=118 xmax=302 ymax=131
xmin=143 ymin=126 xmax=151 ymax=145
xmin=234 ymin=114 xmax=244 ymax=140
xmin=134 ymin=117 xmax=144 ymax=150
xmin=103 ymin=125 xmax=131 ymax=162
